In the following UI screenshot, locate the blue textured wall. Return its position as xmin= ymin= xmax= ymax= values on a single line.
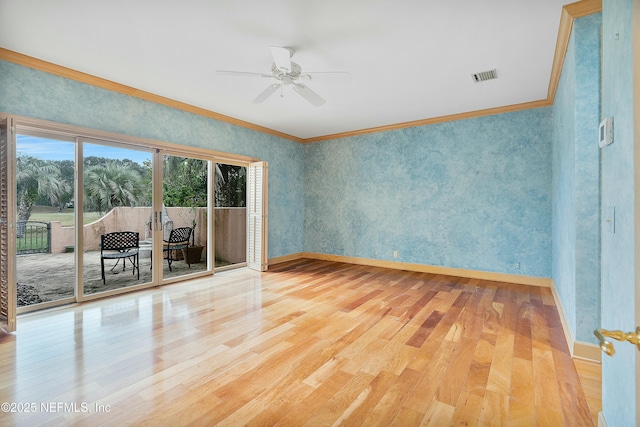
xmin=573 ymin=15 xmax=602 ymax=345
xmin=0 ymin=59 xmax=555 ymax=278
xmin=552 ymin=25 xmax=578 ymax=337
xmin=304 ymin=109 xmax=552 ymax=277
xmin=0 ymin=60 xmax=305 ymax=259
xmin=551 ymin=13 xmax=602 ymax=344
xmin=600 ymin=0 xmax=636 ymax=425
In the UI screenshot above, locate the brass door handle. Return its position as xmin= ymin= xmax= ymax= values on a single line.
xmin=594 ymin=327 xmax=640 ymax=356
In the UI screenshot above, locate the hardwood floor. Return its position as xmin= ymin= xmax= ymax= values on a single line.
xmin=0 ymin=259 xmax=600 ymax=426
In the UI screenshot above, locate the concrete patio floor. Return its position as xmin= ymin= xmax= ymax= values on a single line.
xmin=16 ymin=250 xmax=210 ymax=306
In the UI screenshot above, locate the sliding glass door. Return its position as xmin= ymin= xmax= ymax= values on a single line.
xmin=80 ymin=145 xmax=214 ymax=295
xmin=82 ymin=140 xmax=154 ymax=295
xmin=161 ymin=153 xmax=211 ymax=282
xmin=15 ymin=132 xmax=76 ymax=308
xmin=6 ymin=117 xmax=265 ymax=319
xmin=13 ymin=135 xmax=218 ymax=310
xmin=214 ymin=163 xmax=247 ymax=269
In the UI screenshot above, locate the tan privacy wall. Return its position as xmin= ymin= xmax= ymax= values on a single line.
xmin=49 ymin=207 xmax=246 ymax=264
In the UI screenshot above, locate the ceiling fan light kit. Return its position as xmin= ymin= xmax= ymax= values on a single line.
xmin=217 ymin=46 xmax=350 ymax=107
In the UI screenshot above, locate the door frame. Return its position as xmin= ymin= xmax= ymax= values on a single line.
xmin=2 ymin=114 xmax=262 ymax=319
xmin=634 ymin=0 xmax=640 ymax=423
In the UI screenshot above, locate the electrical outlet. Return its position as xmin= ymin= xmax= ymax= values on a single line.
xmin=393 ymin=250 xmax=398 ymax=258
xmin=514 ymin=262 xmax=520 ymax=270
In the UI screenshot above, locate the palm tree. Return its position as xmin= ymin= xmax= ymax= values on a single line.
xmin=162 ymin=155 xmax=221 ymax=208
xmin=16 ymin=155 xmax=71 ymax=221
xmin=84 ymin=161 xmax=143 ymax=213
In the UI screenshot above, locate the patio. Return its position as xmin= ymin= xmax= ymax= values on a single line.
xmin=16 ymin=249 xmax=209 ymax=306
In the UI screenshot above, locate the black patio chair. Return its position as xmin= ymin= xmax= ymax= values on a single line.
xmin=100 ymin=231 xmax=140 ymax=284
xmin=163 ymin=227 xmax=192 ymax=272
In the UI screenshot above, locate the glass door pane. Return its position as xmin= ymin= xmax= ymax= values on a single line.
xmin=82 ymin=142 xmax=153 ymax=296
xmin=215 ymin=163 xmax=246 ymax=269
xmin=15 ymin=134 xmax=75 ymax=308
xmin=161 ymin=154 xmax=210 ymax=281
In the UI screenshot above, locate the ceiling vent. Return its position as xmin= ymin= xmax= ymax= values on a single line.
xmin=472 ymin=69 xmax=498 ymax=83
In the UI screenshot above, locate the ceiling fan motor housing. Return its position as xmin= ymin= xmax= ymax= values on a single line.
xmin=271 ymin=62 xmax=302 ymax=83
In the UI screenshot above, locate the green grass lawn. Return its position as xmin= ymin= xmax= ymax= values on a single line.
xmin=23 ymin=206 xmax=103 ymax=226
xmin=17 ymin=235 xmax=48 ymax=251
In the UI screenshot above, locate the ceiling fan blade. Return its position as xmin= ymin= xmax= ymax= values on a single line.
xmin=216 ymin=70 xmax=272 ymax=78
xmin=293 ymin=83 xmax=326 ymax=107
xmin=300 ymin=71 xmax=352 ymax=82
xmin=252 ymin=83 xmax=280 ymax=104
xmin=270 ymin=46 xmax=292 ymax=73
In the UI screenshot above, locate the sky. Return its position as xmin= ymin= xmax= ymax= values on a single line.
xmin=16 ymin=135 xmax=152 ymax=165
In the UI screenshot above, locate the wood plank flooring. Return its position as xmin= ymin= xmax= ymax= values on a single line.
xmin=0 ymin=259 xmax=600 ymax=426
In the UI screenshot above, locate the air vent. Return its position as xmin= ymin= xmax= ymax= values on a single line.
xmin=472 ymin=69 xmax=498 ymax=83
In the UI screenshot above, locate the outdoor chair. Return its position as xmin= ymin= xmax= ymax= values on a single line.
xmin=163 ymin=227 xmax=192 ymax=272
xmin=100 ymin=231 xmax=140 ymax=284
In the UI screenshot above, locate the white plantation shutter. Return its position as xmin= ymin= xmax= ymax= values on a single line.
xmin=0 ymin=118 xmax=16 ymax=332
xmin=247 ymin=161 xmax=268 ymax=271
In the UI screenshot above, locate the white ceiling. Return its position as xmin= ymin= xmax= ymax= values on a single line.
xmin=0 ymin=0 xmax=571 ymax=140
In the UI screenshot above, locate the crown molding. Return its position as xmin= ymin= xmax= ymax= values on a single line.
xmin=302 ymin=99 xmax=551 ymax=143
xmin=0 ymin=48 xmax=304 ymax=143
xmin=0 ymin=1 xmax=602 ymax=144
xmin=309 ymin=0 xmax=602 ymax=144
xmin=547 ymin=0 xmax=602 ymax=103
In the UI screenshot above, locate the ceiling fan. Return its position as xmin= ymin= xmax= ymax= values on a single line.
xmin=217 ymin=46 xmax=351 ymax=107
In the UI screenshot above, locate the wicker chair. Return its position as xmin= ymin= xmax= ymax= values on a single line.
xmin=100 ymin=231 xmax=140 ymax=284
xmin=163 ymin=227 xmax=192 ymax=272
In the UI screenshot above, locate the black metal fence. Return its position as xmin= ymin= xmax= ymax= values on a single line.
xmin=17 ymin=221 xmax=50 ymax=255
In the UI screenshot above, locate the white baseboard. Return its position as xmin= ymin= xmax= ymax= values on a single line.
xmin=270 ymin=252 xmax=552 ymax=287
xmin=573 ymin=340 xmax=602 ymax=362
xmin=598 ymin=411 xmax=607 ymax=427
xmin=550 ymin=281 xmax=601 ymax=363
xmin=269 ymin=252 xmax=305 ymax=265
